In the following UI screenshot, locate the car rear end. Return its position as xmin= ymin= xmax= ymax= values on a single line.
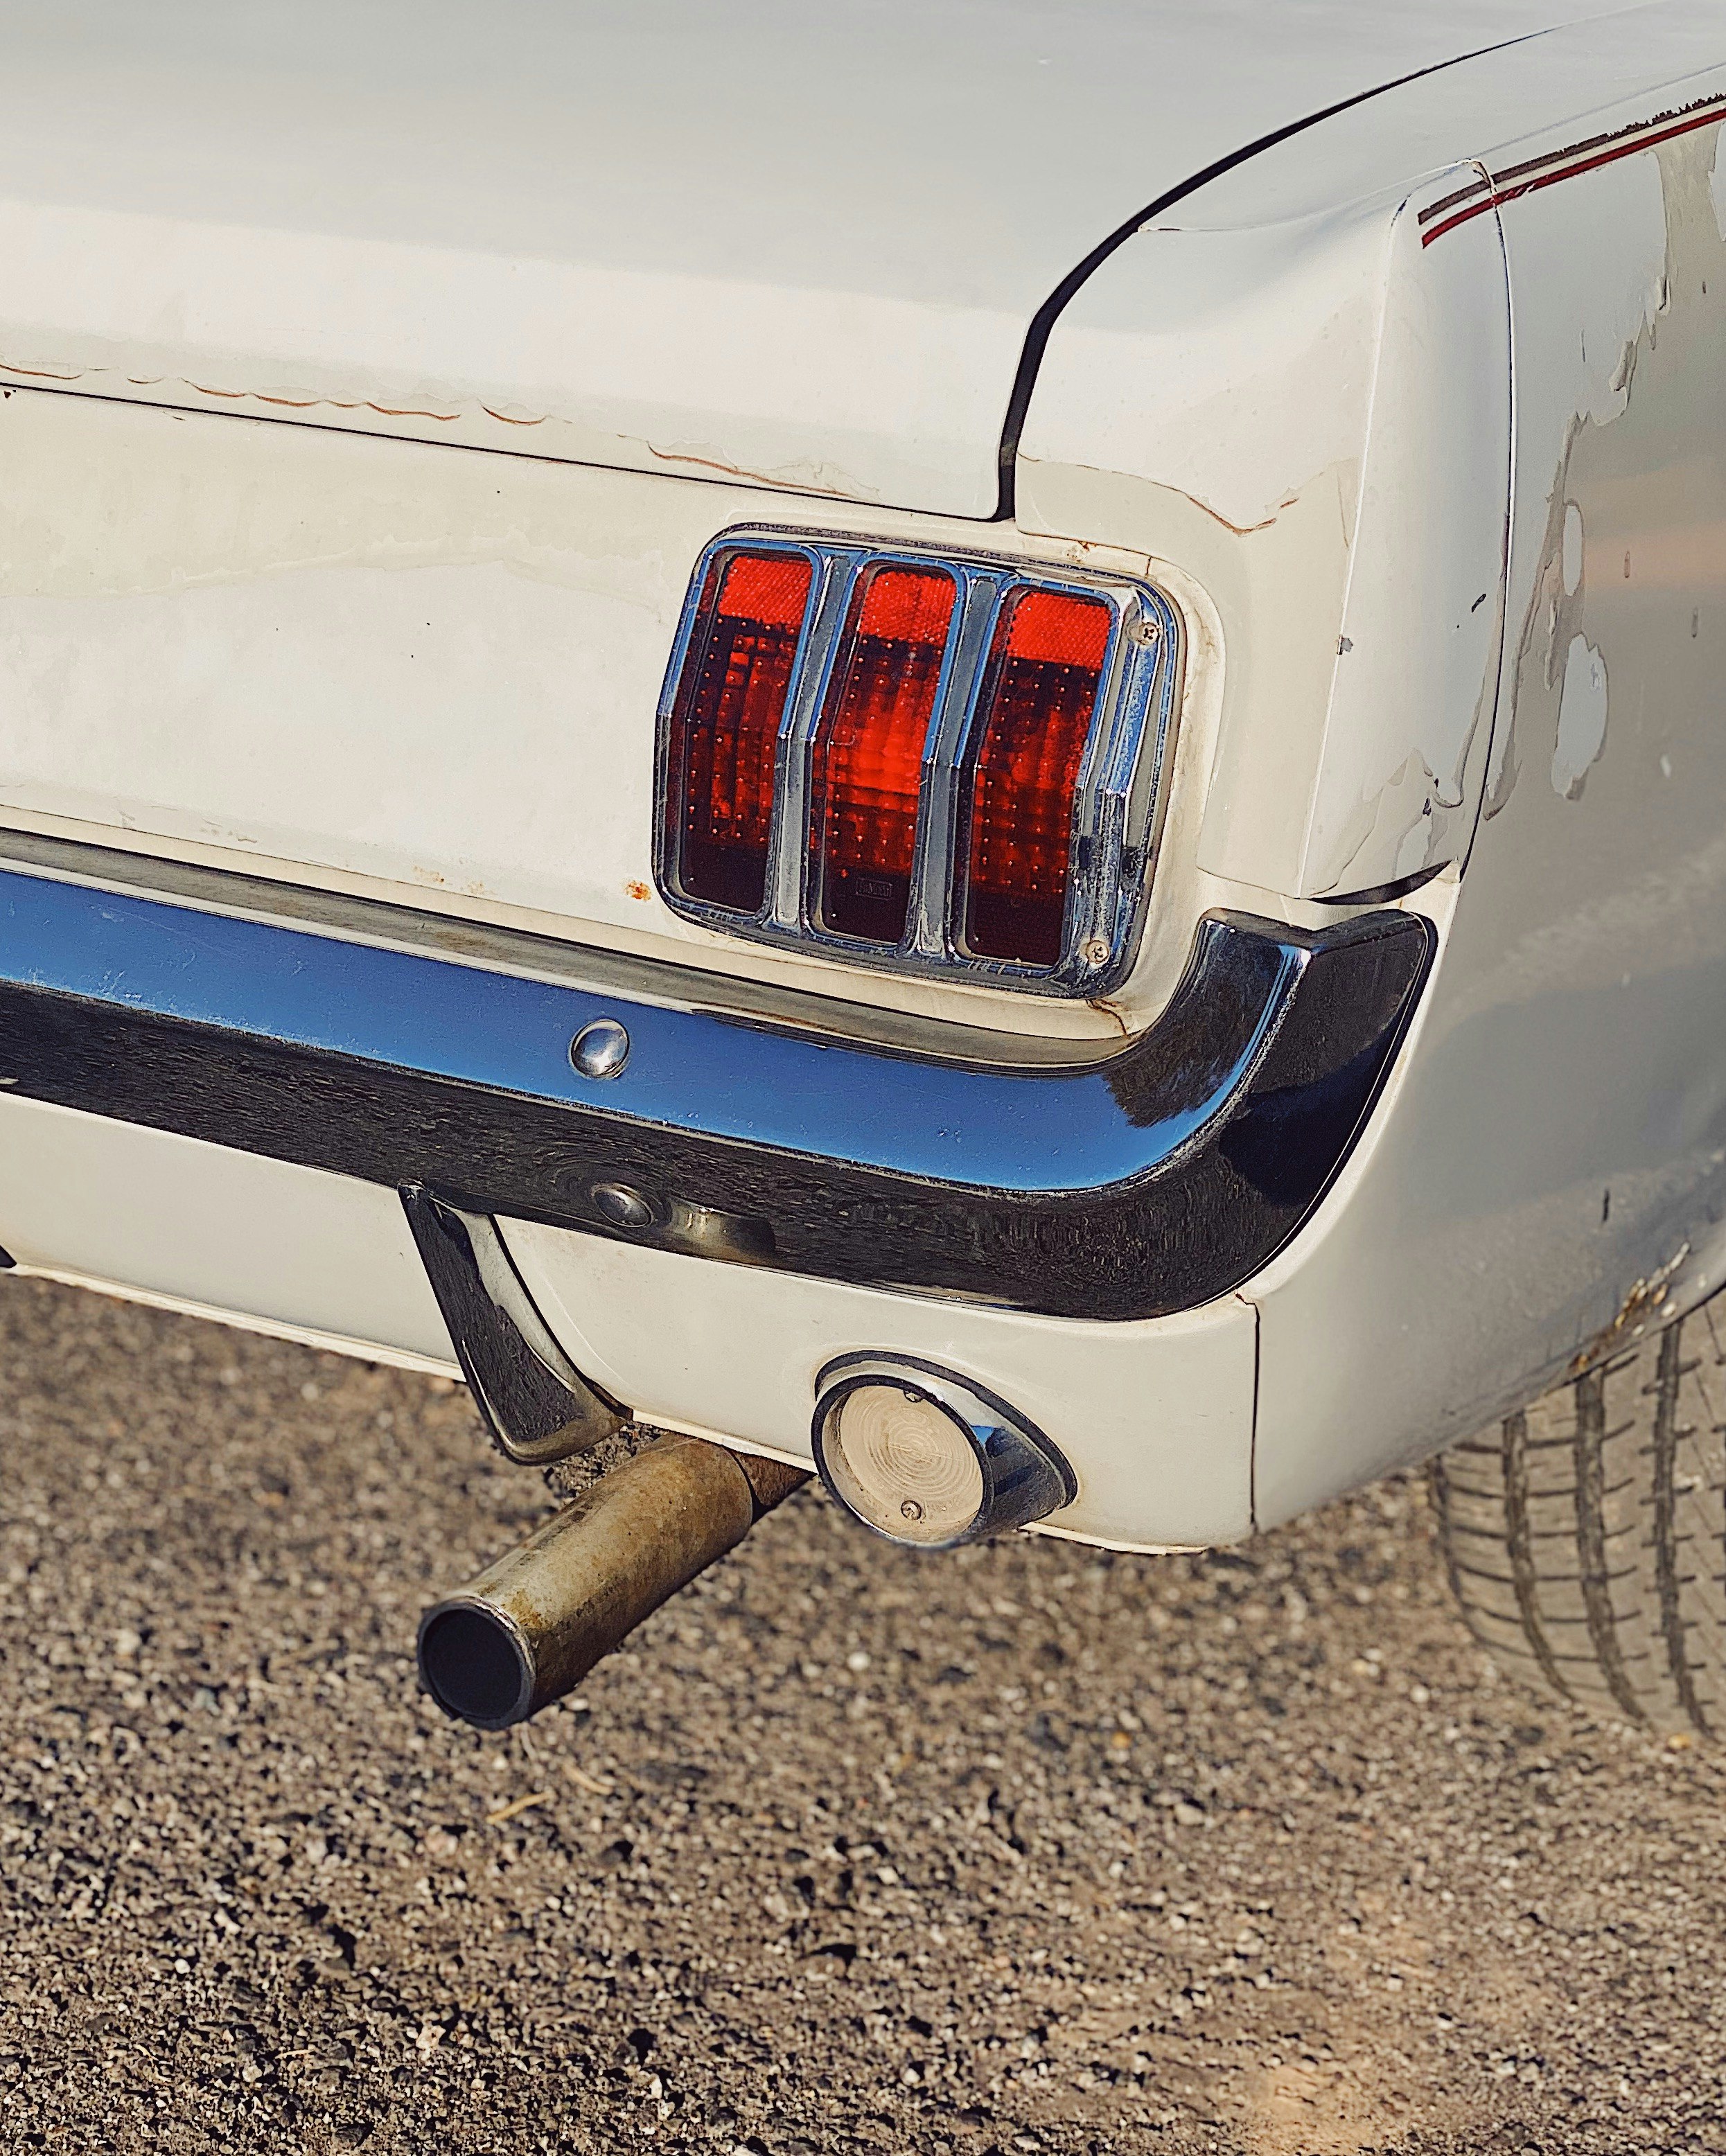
xmin=3 ymin=0 xmax=1723 ymax=1573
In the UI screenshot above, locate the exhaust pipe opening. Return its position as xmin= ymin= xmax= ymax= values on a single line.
xmin=419 ymin=1604 xmax=534 ymax=1730
xmin=418 ymin=1435 xmax=807 ymax=1729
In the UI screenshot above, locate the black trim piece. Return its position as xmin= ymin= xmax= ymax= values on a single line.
xmin=1311 ymin=863 xmax=1448 ymax=908
xmin=0 ymin=898 xmax=1433 ymax=1321
xmin=400 ymin=1187 xmax=628 ymax=1465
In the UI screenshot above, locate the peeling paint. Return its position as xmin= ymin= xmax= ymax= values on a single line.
xmin=1423 ymin=91 xmax=1726 ymax=246
xmin=1039 ymin=457 xmax=1319 ymax=542
xmin=0 ymin=352 xmax=468 ymax=427
xmin=0 ymin=360 xmax=879 ymax=509
xmin=643 ymin=441 xmax=865 ymax=499
xmin=1561 ymin=500 xmax=1584 ymax=594
xmin=1415 ymin=103 xmax=1726 ymax=1424
xmin=1486 ymin=135 xmax=1675 ymax=823
xmin=1159 ymin=481 xmax=1293 ymax=540
xmin=1552 ymin=633 xmax=1609 ymax=797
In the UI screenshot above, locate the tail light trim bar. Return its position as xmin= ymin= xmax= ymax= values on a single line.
xmin=654 ymin=529 xmax=1182 ymax=998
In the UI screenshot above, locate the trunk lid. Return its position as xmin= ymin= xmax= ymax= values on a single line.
xmin=0 ymin=0 xmax=1634 ymax=518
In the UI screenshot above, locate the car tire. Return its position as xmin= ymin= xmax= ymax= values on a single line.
xmin=1431 ymin=1296 xmax=1726 ymax=1735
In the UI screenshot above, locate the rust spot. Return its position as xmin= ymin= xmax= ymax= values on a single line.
xmin=1569 ymin=1242 xmax=1690 ymax=1374
xmin=1085 ymin=996 xmax=1131 ymax=1040
xmin=624 ymin=879 xmax=651 ymax=902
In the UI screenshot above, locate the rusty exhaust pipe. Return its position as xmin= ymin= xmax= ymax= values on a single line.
xmin=417 ymin=1436 xmax=807 ymax=1729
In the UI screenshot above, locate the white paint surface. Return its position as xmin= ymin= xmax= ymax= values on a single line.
xmin=0 ymin=3 xmax=1724 ymax=1563
xmin=1253 ymin=75 xmax=1726 ymax=1526
xmin=0 ymin=385 xmax=1208 ymax=1044
xmin=0 ymin=0 xmax=1670 ymax=518
xmin=0 ymin=1093 xmax=456 ymax=1367
xmin=1023 ymin=164 xmax=1513 ymax=901
xmin=497 ymin=1219 xmax=1260 ymax=1552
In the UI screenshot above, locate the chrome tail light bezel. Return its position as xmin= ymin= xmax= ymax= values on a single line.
xmin=653 ymin=527 xmax=1183 ymax=998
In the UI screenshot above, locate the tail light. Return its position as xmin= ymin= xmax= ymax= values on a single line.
xmin=666 ymin=549 xmax=813 ymax=914
xmin=959 ymin=587 xmax=1113 ymax=966
xmin=656 ymin=533 xmax=1179 ymax=996
xmin=809 ymin=565 xmax=957 ymax=945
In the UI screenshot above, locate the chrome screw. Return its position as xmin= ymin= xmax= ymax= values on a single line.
xmin=570 ymin=1018 xmax=631 ymax=1079
xmin=1081 ymin=937 xmax=1112 ymax=969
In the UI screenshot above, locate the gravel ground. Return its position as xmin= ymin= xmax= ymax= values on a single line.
xmin=3 ymin=1274 xmax=1725 ymax=2155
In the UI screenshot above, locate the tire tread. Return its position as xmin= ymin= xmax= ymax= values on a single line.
xmin=1433 ymin=1299 xmax=1726 ymax=1735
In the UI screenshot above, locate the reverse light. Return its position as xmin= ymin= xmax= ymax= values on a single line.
xmin=809 ymin=565 xmax=957 ymax=944
xmin=958 ymin=586 xmax=1113 ymax=966
xmin=667 ymin=549 xmax=813 ymax=913
xmin=811 ymin=1355 xmax=1075 ymax=1549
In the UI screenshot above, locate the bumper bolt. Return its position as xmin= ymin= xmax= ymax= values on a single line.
xmin=571 ymin=1018 xmax=631 ymax=1079
xmin=591 ymin=1181 xmax=655 ymax=1230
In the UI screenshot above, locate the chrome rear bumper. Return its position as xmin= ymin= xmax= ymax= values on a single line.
xmin=0 ymin=853 xmax=1432 ymax=1320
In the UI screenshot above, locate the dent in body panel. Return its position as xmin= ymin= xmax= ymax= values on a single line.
xmin=1016 ymin=206 xmax=1386 ymax=898
xmin=1019 ymin=170 xmax=1512 ymax=905
xmin=1298 ymin=173 xmax=1512 ymax=899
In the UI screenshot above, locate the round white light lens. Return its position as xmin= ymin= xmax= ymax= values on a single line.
xmin=820 ymin=1383 xmax=985 ymax=1546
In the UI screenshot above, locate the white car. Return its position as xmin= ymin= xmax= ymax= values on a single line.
xmin=1 ymin=0 xmax=1723 ymax=1733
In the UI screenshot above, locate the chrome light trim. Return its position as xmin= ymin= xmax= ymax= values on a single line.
xmin=654 ymin=527 xmax=1183 ymax=997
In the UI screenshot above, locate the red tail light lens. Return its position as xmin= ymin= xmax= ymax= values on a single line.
xmin=659 ymin=533 xmax=1173 ymax=993
xmin=960 ymin=587 xmax=1113 ymax=966
xmin=669 ymin=550 xmax=813 ymax=914
xmin=810 ymin=565 xmax=957 ymax=945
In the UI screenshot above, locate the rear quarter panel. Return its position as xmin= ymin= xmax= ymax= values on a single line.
xmin=1253 ymin=80 xmax=1726 ymax=1523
